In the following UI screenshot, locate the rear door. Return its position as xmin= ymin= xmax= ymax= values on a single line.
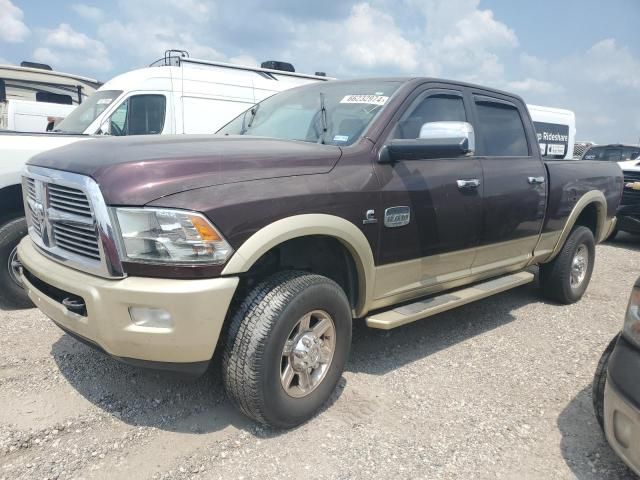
xmin=471 ymin=94 xmax=547 ymax=274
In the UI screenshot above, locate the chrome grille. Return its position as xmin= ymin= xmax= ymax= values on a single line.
xmin=53 ymin=224 xmax=101 ymax=260
xmin=48 ymin=184 xmax=92 ymax=217
xmin=622 ymin=171 xmax=640 ymax=206
xmin=22 ymin=166 xmax=125 ymax=278
xmin=25 ymin=177 xmax=43 ymax=237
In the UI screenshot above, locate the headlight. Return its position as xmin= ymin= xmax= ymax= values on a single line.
xmin=114 ymin=208 xmax=233 ymax=265
xmin=622 ymin=283 xmax=640 ymax=347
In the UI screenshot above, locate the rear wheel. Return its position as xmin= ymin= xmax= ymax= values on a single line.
xmin=0 ymin=217 xmax=33 ymax=310
xmin=540 ymin=226 xmax=595 ymax=304
xmin=593 ymin=335 xmax=619 ymax=430
xmin=223 ymin=271 xmax=352 ymax=428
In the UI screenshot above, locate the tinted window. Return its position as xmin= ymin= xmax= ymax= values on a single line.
xmin=35 ymin=91 xmax=73 ymax=105
xmin=621 ymin=146 xmax=640 ymax=161
xmin=393 ymin=94 xmax=466 ymax=139
xmin=582 ymin=146 xmax=622 ymax=161
xmin=109 ymin=94 xmax=166 ymax=136
xmin=475 ymin=100 xmax=529 ymax=156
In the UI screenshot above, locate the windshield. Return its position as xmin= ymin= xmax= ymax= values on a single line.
xmin=217 ymin=81 xmax=402 ymax=146
xmin=54 ymin=90 xmax=123 ymax=134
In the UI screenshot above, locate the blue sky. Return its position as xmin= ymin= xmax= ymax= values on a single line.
xmin=1 ymin=0 xmax=639 ymax=143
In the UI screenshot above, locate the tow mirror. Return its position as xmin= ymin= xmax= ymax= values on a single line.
xmin=379 ymin=121 xmax=475 ymax=163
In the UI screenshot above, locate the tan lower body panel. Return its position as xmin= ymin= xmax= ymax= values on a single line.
xmin=17 ymin=238 xmax=239 ymax=364
xmin=366 ymin=271 xmax=534 ymax=330
xmin=370 ymin=236 xmax=538 ymax=312
xmin=604 ymin=378 xmax=640 ymax=476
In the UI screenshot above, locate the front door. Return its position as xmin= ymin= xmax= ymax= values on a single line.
xmin=470 ymin=94 xmax=547 ymax=274
xmin=372 ymin=87 xmax=483 ymax=302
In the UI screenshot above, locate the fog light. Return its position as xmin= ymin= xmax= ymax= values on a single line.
xmin=613 ymin=410 xmax=633 ymax=449
xmin=129 ymin=307 xmax=173 ymax=329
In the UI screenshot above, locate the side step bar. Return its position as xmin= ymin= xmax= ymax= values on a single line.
xmin=366 ymin=271 xmax=535 ymax=330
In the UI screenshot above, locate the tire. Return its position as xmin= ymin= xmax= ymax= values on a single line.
xmin=593 ymin=335 xmax=619 ymax=431
xmin=540 ymin=226 xmax=595 ymax=304
xmin=606 ymin=227 xmax=618 ymax=241
xmin=0 ymin=217 xmax=33 ymax=310
xmin=223 ymin=271 xmax=352 ymax=428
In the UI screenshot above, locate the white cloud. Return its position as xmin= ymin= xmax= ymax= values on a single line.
xmin=506 ymin=78 xmax=559 ymax=95
xmin=417 ymin=0 xmax=519 ymax=83
xmin=98 ymin=20 xmax=224 ymax=63
xmin=581 ymin=39 xmax=640 ymax=89
xmin=33 ymin=24 xmax=111 ymax=72
xmin=71 ymin=4 xmax=104 ymax=21
xmin=0 ymin=0 xmax=30 ymax=43
xmin=343 ymin=4 xmax=418 ymax=71
xmin=228 ymin=54 xmax=259 ymax=67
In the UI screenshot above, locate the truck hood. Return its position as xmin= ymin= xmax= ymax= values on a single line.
xmin=27 ymin=135 xmax=342 ymax=205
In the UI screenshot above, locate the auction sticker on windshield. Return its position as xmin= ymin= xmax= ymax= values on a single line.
xmin=340 ymin=95 xmax=389 ymax=106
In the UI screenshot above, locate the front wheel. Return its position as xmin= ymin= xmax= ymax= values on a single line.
xmin=223 ymin=271 xmax=352 ymax=428
xmin=0 ymin=217 xmax=33 ymax=310
xmin=540 ymin=226 xmax=595 ymax=304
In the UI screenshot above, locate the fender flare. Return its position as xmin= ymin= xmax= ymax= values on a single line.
xmin=546 ymin=190 xmax=608 ymax=262
xmin=221 ymin=214 xmax=375 ymax=316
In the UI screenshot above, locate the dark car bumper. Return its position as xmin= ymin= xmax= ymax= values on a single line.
xmin=616 ymin=213 xmax=640 ymax=234
xmin=605 ymin=335 xmax=640 ymax=475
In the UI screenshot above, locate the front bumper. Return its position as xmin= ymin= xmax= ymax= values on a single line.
xmin=604 ymin=335 xmax=640 ymax=475
xmin=17 ymin=238 xmax=239 ymax=375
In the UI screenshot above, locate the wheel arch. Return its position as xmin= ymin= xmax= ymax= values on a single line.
xmin=221 ymin=214 xmax=375 ymax=317
xmin=545 ymin=190 xmax=609 ymax=262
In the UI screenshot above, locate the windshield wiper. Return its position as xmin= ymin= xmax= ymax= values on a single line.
xmin=318 ymin=92 xmax=328 ymax=144
xmin=240 ymin=104 xmax=260 ymax=134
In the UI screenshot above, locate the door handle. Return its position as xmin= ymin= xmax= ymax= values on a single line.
xmin=457 ymin=179 xmax=480 ymax=189
xmin=528 ymin=176 xmax=545 ymax=185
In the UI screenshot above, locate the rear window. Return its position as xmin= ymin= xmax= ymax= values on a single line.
xmin=475 ymin=100 xmax=529 ymax=156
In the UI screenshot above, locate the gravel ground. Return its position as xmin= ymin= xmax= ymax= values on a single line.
xmin=1 ymin=234 xmax=639 ymax=480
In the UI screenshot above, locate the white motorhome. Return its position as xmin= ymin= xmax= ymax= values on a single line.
xmin=527 ymin=104 xmax=576 ymax=160
xmin=0 ymin=52 xmax=330 ymax=309
xmin=0 ymin=62 xmax=101 ymax=132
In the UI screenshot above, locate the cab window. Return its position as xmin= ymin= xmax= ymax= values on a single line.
xmin=474 ymin=99 xmax=529 ymax=156
xmin=393 ymin=93 xmax=466 ymax=139
xmin=108 ymin=94 xmax=166 ymax=136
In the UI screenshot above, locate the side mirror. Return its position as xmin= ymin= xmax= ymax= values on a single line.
xmin=379 ymin=121 xmax=475 ymax=163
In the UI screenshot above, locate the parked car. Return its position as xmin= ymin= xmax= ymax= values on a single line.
xmin=1 ymin=61 xmax=101 ymax=132
xmin=0 ymin=51 xmax=328 ymax=309
xmin=593 ymin=277 xmax=640 ymax=476
xmin=18 ymin=77 xmax=622 ymax=427
xmin=615 ymin=166 xmax=640 ymax=239
xmin=581 ymin=144 xmax=640 ymax=163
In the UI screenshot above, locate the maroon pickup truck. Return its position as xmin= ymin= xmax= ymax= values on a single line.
xmin=18 ymin=78 xmax=622 ymax=428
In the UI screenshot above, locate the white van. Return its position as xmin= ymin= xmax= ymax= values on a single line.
xmin=527 ymin=104 xmax=576 ymax=160
xmin=52 ymin=52 xmax=329 ymax=136
xmin=0 ymin=62 xmax=101 ymax=132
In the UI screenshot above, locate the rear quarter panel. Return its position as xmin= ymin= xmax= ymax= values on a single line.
xmin=542 ymin=160 xmax=623 ymax=234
